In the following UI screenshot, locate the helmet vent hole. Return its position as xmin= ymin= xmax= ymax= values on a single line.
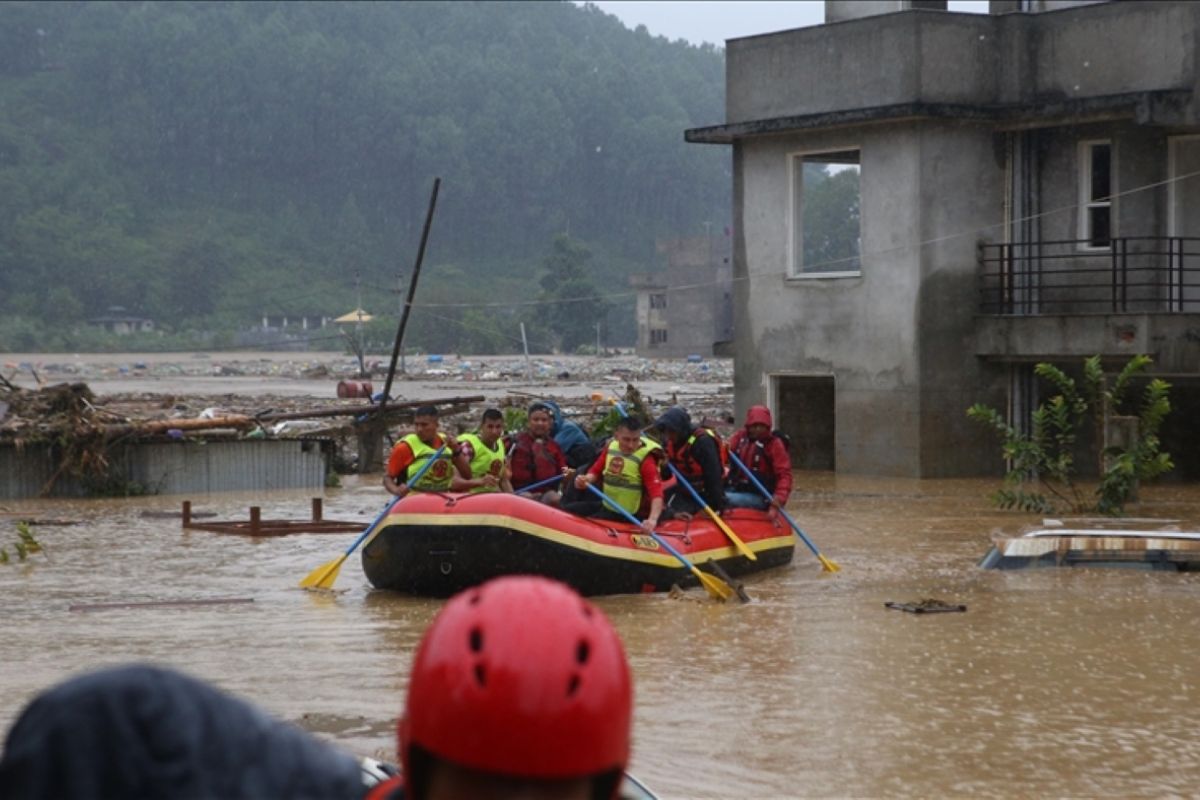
xmin=580 ymin=603 xmax=593 ymax=618
xmin=469 ymin=591 xmax=482 ymax=606
xmin=474 ymin=664 xmax=487 ymax=686
xmin=576 ymin=640 xmax=590 ymax=665
xmin=469 ymin=627 xmax=483 ymax=653
xmin=566 ymin=673 xmax=580 ymax=697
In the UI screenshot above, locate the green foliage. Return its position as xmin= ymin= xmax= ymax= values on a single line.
xmin=0 ymin=1 xmax=727 ymax=351
xmin=968 ymin=356 xmax=1173 ymax=516
xmin=537 ymin=235 xmax=610 ymax=353
xmin=3 ymin=521 xmax=44 ymax=565
xmin=503 ymin=406 xmax=528 ymax=434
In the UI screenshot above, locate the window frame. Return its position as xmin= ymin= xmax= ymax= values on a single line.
xmin=787 ymin=146 xmax=863 ymax=280
xmin=1077 ymin=139 xmax=1116 ymax=252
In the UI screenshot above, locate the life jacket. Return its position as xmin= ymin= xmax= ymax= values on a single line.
xmin=509 ymin=431 xmax=562 ymax=485
xmin=400 ymin=433 xmax=455 ymax=492
xmin=729 ymin=432 xmax=777 ymax=493
xmin=458 ymin=431 xmax=505 ymax=494
xmin=665 ymin=427 xmax=727 ymax=486
xmin=602 ymin=436 xmax=662 ymax=515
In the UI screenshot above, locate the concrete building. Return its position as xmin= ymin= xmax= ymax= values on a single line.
xmin=687 ymin=0 xmax=1200 ymax=477
xmin=630 ymin=234 xmax=734 ymax=357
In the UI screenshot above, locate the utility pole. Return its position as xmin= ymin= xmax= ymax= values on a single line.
xmin=396 ymin=271 xmax=406 ymax=374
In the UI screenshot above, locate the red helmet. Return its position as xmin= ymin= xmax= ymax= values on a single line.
xmin=399 ymin=576 xmax=632 ymax=786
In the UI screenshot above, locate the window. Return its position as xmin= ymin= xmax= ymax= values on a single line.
xmin=1079 ymin=141 xmax=1114 ymax=249
xmin=650 ymin=328 xmax=668 ymax=345
xmin=649 ymin=293 xmax=667 ymax=310
xmin=790 ymin=149 xmax=861 ymax=276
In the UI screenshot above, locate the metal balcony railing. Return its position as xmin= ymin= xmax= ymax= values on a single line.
xmin=978 ymin=237 xmax=1200 ymax=315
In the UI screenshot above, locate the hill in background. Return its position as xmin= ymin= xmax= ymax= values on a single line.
xmin=0 ymin=0 xmax=728 ymax=353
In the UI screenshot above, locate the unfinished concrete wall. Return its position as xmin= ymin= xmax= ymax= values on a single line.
xmin=726 ymin=3 xmax=1200 ymax=126
xmin=916 ymin=121 xmax=1008 ymax=477
xmin=734 ymin=124 xmax=925 ymax=476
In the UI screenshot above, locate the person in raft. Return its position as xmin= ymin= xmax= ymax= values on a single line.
xmin=0 ymin=576 xmax=638 ymax=800
xmin=566 ymin=413 xmax=666 ymax=534
xmin=652 ymin=405 xmax=727 ymax=516
xmin=451 ymin=407 xmax=512 ymax=494
xmin=506 ymin=401 xmax=571 ymax=504
xmin=383 ymin=405 xmax=471 ymax=498
xmin=725 ymin=404 xmax=793 ymax=520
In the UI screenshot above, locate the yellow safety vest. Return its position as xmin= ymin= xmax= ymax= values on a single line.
xmin=602 ymin=436 xmax=662 ymax=515
xmin=400 ymin=433 xmax=455 ymax=492
xmin=458 ymin=432 xmax=505 ymax=494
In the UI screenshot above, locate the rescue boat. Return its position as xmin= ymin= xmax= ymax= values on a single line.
xmin=360 ymin=491 xmax=795 ymax=596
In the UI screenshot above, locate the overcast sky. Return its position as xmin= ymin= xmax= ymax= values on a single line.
xmin=577 ymin=1 xmax=990 ymax=48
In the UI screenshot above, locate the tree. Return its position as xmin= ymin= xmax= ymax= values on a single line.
xmin=967 ymin=355 xmax=1173 ymax=515
xmin=536 ymin=234 xmax=608 ymax=353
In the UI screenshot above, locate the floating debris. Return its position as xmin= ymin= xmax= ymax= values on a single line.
xmin=884 ymin=599 xmax=967 ymax=614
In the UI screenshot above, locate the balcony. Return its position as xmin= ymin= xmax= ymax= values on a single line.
xmin=979 ymin=237 xmax=1200 ymax=316
xmin=974 ymin=238 xmax=1200 ymax=371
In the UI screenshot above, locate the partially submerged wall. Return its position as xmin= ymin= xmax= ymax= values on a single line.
xmin=0 ymin=439 xmax=331 ymax=499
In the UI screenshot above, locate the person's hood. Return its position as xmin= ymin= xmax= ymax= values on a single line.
xmin=653 ymin=406 xmax=692 ymax=436
xmin=540 ymin=399 xmax=565 ymax=435
xmin=744 ymin=405 xmax=773 ymax=429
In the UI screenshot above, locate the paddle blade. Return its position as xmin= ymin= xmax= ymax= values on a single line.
xmin=299 ymin=554 xmax=348 ymax=591
xmin=691 ymin=566 xmax=734 ymax=602
xmin=818 ymin=554 xmax=842 ymax=573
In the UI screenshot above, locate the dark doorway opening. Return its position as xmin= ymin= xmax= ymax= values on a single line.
xmin=773 ymin=375 xmax=835 ymax=470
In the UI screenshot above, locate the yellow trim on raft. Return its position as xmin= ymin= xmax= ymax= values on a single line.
xmin=374 ymin=511 xmax=795 ymax=569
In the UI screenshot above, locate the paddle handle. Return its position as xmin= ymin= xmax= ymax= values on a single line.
xmin=728 ymin=451 xmax=819 ymax=555
xmin=583 ymin=483 xmax=695 ymax=570
xmin=514 ymin=474 xmax=563 ymax=495
xmin=347 ymin=444 xmax=448 ymax=556
xmin=666 ymin=462 xmax=757 ymax=561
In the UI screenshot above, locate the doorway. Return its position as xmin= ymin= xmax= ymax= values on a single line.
xmin=772 ymin=375 xmax=835 ymax=470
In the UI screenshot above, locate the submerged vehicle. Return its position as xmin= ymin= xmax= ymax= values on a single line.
xmin=979 ymin=518 xmax=1200 ymax=571
xmin=361 ymin=491 xmax=795 ymax=596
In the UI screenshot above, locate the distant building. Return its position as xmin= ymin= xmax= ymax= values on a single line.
xmin=631 ymin=234 xmax=733 ymax=357
xmin=260 ymin=314 xmax=329 ymax=331
xmin=88 ymin=307 xmax=155 ymax=335
xmin=687 ymin=0 xmax=1200 ymax=477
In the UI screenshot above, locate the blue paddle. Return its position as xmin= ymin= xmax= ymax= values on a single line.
xmin=583 ymin=482 xmax=733 ymax=601
xmin=300 ymin=444 xmax=447 ymax=590
xmin=727 ymin=450 xmax=840 ymax=573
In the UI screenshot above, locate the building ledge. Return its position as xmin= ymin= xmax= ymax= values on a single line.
xmin=974 ymin=312 xmax=1200 ymax=374
xmin=685 ymin=90 xmax=1193 ymax=145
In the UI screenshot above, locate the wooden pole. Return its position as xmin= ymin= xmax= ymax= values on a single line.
xmin=379 ymin=178 xmax=441 ymax=408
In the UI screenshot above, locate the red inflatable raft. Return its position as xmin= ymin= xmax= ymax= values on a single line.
xmin=361 ymin=491 xmax=795 ymax=597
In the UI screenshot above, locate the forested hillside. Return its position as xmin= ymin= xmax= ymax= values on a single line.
xmin=0 ymin=1 xmax=727 ymax=352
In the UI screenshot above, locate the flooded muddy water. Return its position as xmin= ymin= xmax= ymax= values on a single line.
xmin=3 ymin=473 xmax=1200 ymax=798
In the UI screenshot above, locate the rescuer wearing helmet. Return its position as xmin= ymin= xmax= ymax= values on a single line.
xmin=0 ymin=577 xmax=637 ymax=800
xmin=368 ymin=575 xmax=633 ymax=800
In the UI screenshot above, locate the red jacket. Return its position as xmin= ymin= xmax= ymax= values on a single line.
xmin=727 ymin=429 xmax=792 ymax=506
xmin=507 ymin=431 xmax=567 ymax=489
